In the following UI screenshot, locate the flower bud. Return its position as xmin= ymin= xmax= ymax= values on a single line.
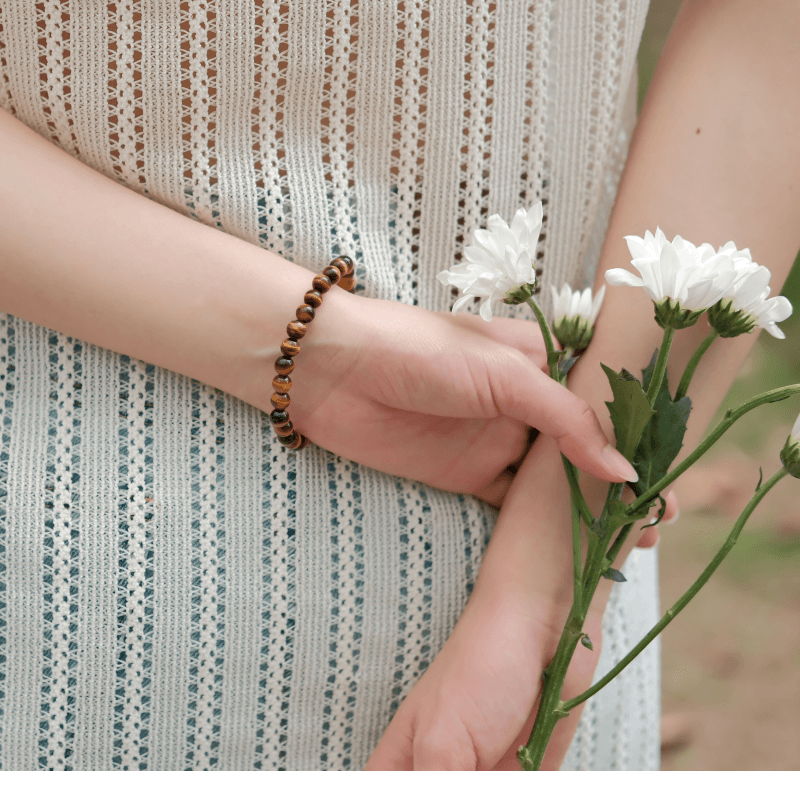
xmin=780 ymin=413 xmax=800 ymax=479
xmin=552 ymin=314 xmax=594 ymax=350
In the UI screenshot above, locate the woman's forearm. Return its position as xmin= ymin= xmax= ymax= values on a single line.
xmin=473 ymin=0 xmax=800 ymax=615
xmin=0 ymin=106 xmax=347 ymax=411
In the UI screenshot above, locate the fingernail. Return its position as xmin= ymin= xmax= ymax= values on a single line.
xmin=602 ymin=444 xmax=639 ymax=483
xmin=665 ymin=507 xmax=680 ymax=526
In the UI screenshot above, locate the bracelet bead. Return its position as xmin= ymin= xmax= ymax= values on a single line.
xmin=280 ymin=338 xmax=301 ymax=357
xmin=296 ymin=305 xmax=315 ymax=323
xmin=287 ymin=320 xmax=307 ymax=339
xmin=322 ymin=265 xmax=341 ymax=284
xmin=270 ymin=409 xmax=289 ymax=425
xmin=270 ymin=392 xmax=290 ymax=410
xmin=275 ymin=356 xmax=294 ymax=376
xmin=272 ymin=375 xmax=292 ymax=393
xmin=274 ymin=420 xmax=294 ymax=436
xmin=312 ymin=274 xmax=332 ymax=293
xmin=278 ymin=432 xmax=299 ymax=447
xmin=330 ymin=256 xmax=352 ymax=274
xmin=304 ymin=290 xmax=324 ymax=308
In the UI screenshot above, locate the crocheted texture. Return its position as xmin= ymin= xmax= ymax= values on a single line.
xmin=0 ymin=1 xmax=656 ymax=770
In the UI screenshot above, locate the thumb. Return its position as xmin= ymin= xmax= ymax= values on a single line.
xmin=489 ymin=352 xmax=638 ymax=485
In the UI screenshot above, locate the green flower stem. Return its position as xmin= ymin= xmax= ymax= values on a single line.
xmin=517 ymin=604 xmax=585 ymax=770
xmin=647 ymin=326 xmax=675 ymax=407
xmin=517 ymin=480 xmax=624 ymax=770
xmin=571 ymin=500 xmax=583 ymax=611
xmin=604 ymin=521 xmax=636 ymax=575
xmin=526 ymin=297 xmax=561 ymax=382
xmin=629 ymin=384 xmax=800 ymax=517
xmin=561 ymin=455 xmax=595 ymax=530
xmin=675 ymin=328 xmax=719 ymax=402
xmin=562 ymin=467 xmax=789 ymax=714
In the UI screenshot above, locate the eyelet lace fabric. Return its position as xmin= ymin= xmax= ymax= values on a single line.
xmin=0 ymin=1 xmax=657 ymax=770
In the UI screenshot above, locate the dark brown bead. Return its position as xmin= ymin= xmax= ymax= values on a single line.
xmin=275 ymin=356 xmax=294 ymax=376
xmin=296 ymin=304 xmax=315 ymax=323
xmin=280 ymin=338 xmax=301 ymax=357
xmin=278 ymin=431 xmax=299 ymax=447
xmin=304 ymin=290 xmax=323 ymax=308
xmin=287 ymin=320 xmax=307 ymax=339
xmin=312 ymin=274 xmax=332 ymax=293
xmin=273 ymin=420 xmax=293 ymax=436
xmin=322 ymin=265 xmax=341 ymax=284
xmin=330 ymin=256 xmax=352 ymax=275
xmin=292 ymin=433 xmax=310 ymax=450
xmin=272 ymin=375 xmax=292 ymax=393
xmin=270 ymin=392 xmax=290 ymax=410
xmin=270 ymin=409 xmax=289 ymax=426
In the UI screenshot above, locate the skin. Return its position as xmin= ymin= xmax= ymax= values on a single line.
xmin=366 ymin=0 xmax=800 ymax=770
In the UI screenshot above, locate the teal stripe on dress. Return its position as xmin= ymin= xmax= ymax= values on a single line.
xmin=3 ymin=321 xmax=48 ymax=769
xmin=73 ymin=344 xmax=119 ymax=769
xmin=149 ymin=370 xmax=193 ymax=770
xmin=40 ymin=331 xmax=79 ymax=770
xmin=187 ymin=385 xmax=223 ymax=769
xmin=319 ymin=456 xmax=365 ymax=769
xmin=0 ymin=315 xmax=15 ymax=770
xmin=217 ymin=397 xmax=262 ymax=769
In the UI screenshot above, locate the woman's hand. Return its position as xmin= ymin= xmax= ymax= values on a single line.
xmin=364 ymin=434 xmax=677 ymax=771
xmin=287 ymin=290 xmax=638 ymax=503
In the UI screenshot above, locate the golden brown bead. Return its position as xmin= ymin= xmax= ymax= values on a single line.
xmin=312 ymin=274 xmax=332 ymax=293
xmin=330 ymin=256 xmax=352 ymax=275
xmin=272 ymin=375 xmax=292 ymax=393
xmin=275 ymin=356 xmax=294 ymax=376
xmin=270 ymin=409 xmax=289 ymax=426
xmin=304 ymin=290 xmax=323 ymax=308
xmin=296 ymin=304 xmax=315 ymax=323
xmin=322 ymin=265 xmax=341 ymax=284
xmin=273 ymin=420 xmax=294 ymax=436
xmin=339 ymin=273 xmax=355 ymax=292
xmin=280 ymin=338 xmax=301 ymax=357
xmin=270 ymin=392 xmax=290 ymax=410
xmin=278 ymin=431 xmax=299 ymax=447
xmin=292 ymin=433 xmax=309 ymax=450
xmin=287 ymin=320 xmax=307 ymax=339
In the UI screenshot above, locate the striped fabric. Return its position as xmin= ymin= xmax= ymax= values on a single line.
xmin=0 ymin=1 xmax=658 ymax=770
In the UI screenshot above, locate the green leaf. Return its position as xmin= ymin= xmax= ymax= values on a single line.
xmin=601 ymin=363 xmax=653 ymax=463
xmin=580 ymin=634 xmax=594 ymax=651
xmin=632 ymin=350 xmax=692 ymax=497
xmin=601 ymin=567 xmax=627 ymax=582
xmin=640 ymin=494 xmax=666 ymax=529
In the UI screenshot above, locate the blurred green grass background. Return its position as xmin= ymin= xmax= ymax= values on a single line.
xmin=638 ymin=1 xmax=800 ymax=770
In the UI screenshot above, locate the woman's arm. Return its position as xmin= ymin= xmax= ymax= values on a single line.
xmin=367 ymin=0 xmax=800 ymax=769
xmin=0 ymin=106 xmax=634 ymax=501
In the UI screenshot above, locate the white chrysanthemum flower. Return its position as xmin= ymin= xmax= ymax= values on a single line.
xmin=605 ymin=228 xmax=737 ymax=328
xmin=549 ymin=283 xmax=606 ymax=350
xmin=707 ymin=242 xmax=793 ymax=339
xmin=781 ymin=412 xmax=800 ymax=478
xmin=437 ymin=203 xmax=543 ymax=322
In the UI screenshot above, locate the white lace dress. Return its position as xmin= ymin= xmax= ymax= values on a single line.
xmin=0 ymin=0 xmax=659 ymax=770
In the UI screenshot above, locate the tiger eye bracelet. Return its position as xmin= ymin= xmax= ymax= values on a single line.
xmin=270 ymin=255 xmax=356 ymax=450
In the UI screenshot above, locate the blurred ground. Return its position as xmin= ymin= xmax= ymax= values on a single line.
xmin=636 ymin=1 xmax=800 ymax=770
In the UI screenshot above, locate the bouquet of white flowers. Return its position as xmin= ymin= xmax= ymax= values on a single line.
xmin=438 ymin=202 xmax=800 ymax=770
